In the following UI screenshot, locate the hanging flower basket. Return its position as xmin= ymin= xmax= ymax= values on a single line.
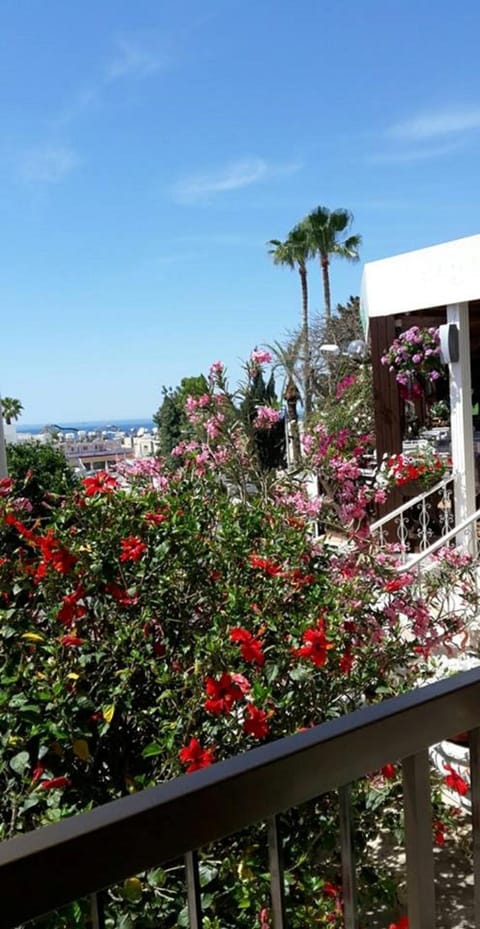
xmin=381 ymin=326 xmax=446 ymax=397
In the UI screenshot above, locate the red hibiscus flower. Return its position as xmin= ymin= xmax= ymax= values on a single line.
xmin=339 ymin=649 xmax=353 ymax=674
xmin=230 ymin=627 xmax=265 ymax=665
xmin=384 ymin=574 xmax=413 ymax=593
xmin=37 ymin=530 xmax=76 ymax=575
xmin=204 ymin=672 xmax=243 ymax=715
xmin=292 ymin=619 xmax=333 ymax=668
xmin=5 ymin=513 xmax=37 ymax=543
xmin=388 ymin=918 xmax=408 ymax=929
xmin=144 ymin=511 xmax=168 ymax=524
xmin=59 ymin=635 xmax=85 ymax=647
xmin=322 ymin=882 xmax=340 ymax=899
xmin=381 ymin=763 xmax=396 ymax=780
xmin=433 ymin=819 xmax=446 ymax=846
xmin=243 ymin=704 xmax=269 ymax=739
xmin=82 ymin=471 xmax=119 ymax=496
xmin=120 ymin=536 xmax=147 ymax=563
xmin=0 ymin=477 xmax=13 ymax=497
xmin=179 ymin=738 xmax=215 ymax=773
xmin=31 ymin=762 xmax=45 ymax=783
xmin=105 ymin=582 xmax=138 ymax=606
xmin=444 ymin=763 xmax=470 ymax=796
xmin=289 ymin=569 xmax=315 ymax=588
xmin=249 ymin=554 xmax=283 ymax=577
xmin=57 ymin=585 xmax=87 ymax=627
xmin=39 ymin=776 xmax=71 ymax=790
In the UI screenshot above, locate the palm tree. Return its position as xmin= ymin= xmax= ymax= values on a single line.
xmin=302 ymin=207 xmax=362 ymax=320
xmin=268 ymin=226 xmax=312 ymax=414
xmin=2 ymin=397 xmax=23 ymax=425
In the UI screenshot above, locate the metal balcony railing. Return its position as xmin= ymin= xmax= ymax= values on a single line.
xmin=3 ymin=669 xmax=480 ymax=928
xmin=370 ymin=475 xmax=455 ymax=563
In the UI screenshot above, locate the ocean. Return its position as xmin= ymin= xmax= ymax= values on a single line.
xmin=17 ymin=418 xmax=155 ymax=436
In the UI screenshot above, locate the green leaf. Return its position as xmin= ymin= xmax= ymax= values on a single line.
xmin=177 ymin=905 xmax=189 ymax=927
xmin=198 ymin=863 xmax=218 ymax=887
xmin=117 ymin=916 xmax=134 ymax=929
xmin=20 ymin=796 xmax=40 ymax=813
xmin=142 ymin=742 xmax=164 ymax=758
xmin=266 ymin=663 xmax=279 ymax=684
xmin=9 ymin=751 xmax=30 ymax=775
xmin=288 ymin=666 xmax=310 ymax=682
xmin=147 ymin=867 xmax=166 ymax=888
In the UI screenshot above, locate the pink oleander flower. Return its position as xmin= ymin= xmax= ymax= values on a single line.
xmin=301 ymin=433 xmax=314 ymax=454
xmin=205 ymin=413 xmax=225 ymax=440
xmin=336 ymin=373 xmax=356 ymax=399
xmin=435 ymin=547 xmax=472 ymax=568
xmin=250 ymin=349 xmax=272 ymax=366
xmin=208 ymin=360 xmax=225 ymax=384
xmin=171 ymin=439 xmax=202 ymax=461
xmin=254 ymin=406 xmax=281 ymax=430
xmin=277 ymin=490 xmax=323 ymax=518
xmin=185 ymin=395 xmax=199 ymax=413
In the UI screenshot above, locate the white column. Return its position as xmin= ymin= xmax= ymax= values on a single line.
xmin=0 ymin=399 xmax=8 ymax=478
xmin=447 ymin=302 xmax=476 ymax=554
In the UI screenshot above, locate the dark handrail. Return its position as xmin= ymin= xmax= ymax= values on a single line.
xmin=2 ymin=667 xmax=480 ymax=928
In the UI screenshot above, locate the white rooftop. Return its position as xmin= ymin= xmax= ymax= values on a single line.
xmin=361 ymin=232 xmax=480 ymax=322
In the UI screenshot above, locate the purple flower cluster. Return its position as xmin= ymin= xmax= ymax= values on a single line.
xmin=381 ymin=326 xmax=444 ymax=388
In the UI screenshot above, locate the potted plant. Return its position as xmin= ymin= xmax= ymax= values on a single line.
xmin=377 ymin=445 xmax=451 ymax=496
xmin=381 ymin=326 xmax=446 ymax=398
xmin=429 ymin=400 xmax=450 ymax=427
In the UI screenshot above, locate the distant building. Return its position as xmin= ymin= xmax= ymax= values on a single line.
xmin=132 ymin=432 xmax=160 ymax=459
xmin=62 ymin=438 xmax=134 ymax=472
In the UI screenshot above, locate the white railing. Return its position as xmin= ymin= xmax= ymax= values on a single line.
xmin=400 ymin=503 xmax=480 ymax=572
xmin=396 ymin=504 xmax=480 ymax=653
xmin=370 ymin=475 xmax=455 ymax=564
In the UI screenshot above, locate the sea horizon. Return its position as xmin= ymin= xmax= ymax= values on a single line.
xmin=17 ymin=417 xmax=155 ymax=435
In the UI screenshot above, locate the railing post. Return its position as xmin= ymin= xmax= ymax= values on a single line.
xmin=185 ymin=850 xmax=203 ymax=929
xmin=447 ymin=303 xmax=476 ymax=555
xmin=397 ymin=513 xmax=408 ymax=563
xmin=402 ymin=751 xmax=435 ymax=929
xmin=419 ymin=496 xmax=431 ymax=551
xmin=90 ymin=891 xmax=106 ymax=929
xmin=469 ymin=728 xmax=480 ymax=928
xmin=268 ymin=815 xmax=287 ymax=929
xmin=339 ymin=784 xmax=359 ymax=929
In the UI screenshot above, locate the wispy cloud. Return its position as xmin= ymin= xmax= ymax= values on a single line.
xmin=171 ymin=158 xmax=301 ymax=204
xmin=12 ymin=35 xmax=165 ymax=190
xmin=387 ymin=105 xmax=480 ymax=141
xmin=18 ymin=144 xmax=80 ymax=184
xmin=368 ymin=141 xmax=462 ymax=165
xmin=106 ymin=37 xmax=168 ymax=80
xmin=53 ymin=87 xmax=100 ymax=130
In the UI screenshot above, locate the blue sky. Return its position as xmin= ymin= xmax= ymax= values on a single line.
xmin=3 ymin=0 xmax=480 ymax=422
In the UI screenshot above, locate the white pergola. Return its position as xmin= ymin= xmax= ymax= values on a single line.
xmin=361 ymin=233 xmax=480 ymax=550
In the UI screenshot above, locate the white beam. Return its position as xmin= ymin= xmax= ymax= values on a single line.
xmin=447 ymin=303 xmax=476 ymax=554
xmin=361 ymin=233 xmax=480 ymax=320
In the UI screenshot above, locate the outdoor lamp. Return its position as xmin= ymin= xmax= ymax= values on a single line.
xmin=439 ymin=323 xmax=460 ymax=365
xmin=319 ymin=344 xmax=341 ymax=355
xmin=346 ymin=339 xmax=368 ymax=359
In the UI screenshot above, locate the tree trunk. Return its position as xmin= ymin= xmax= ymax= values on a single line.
xmin=299 ymin=265 xmax=311 ymax=417
xmin=321 ymin=254 xmax=332 ymax=320
xmin=284 ymin=380 xmax=301 ymax=466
